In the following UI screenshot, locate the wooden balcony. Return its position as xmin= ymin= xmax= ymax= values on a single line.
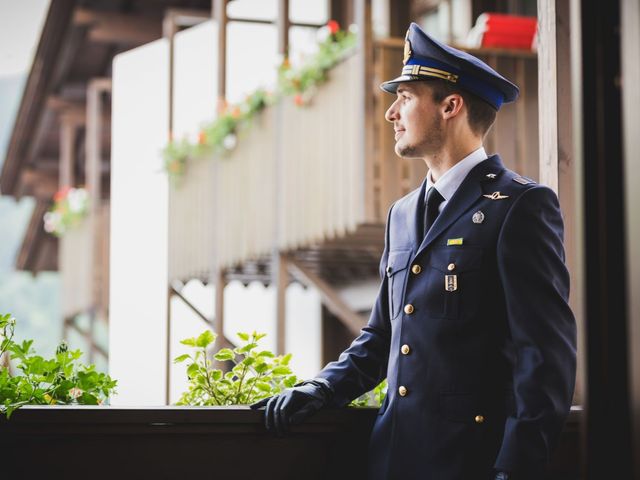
xmin=169 ymin=52 xmax=391 ymax=285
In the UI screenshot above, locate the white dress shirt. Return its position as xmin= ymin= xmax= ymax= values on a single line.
xmin=425 ymin=146 xmax=488 ymax=212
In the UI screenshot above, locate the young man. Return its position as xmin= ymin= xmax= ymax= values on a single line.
xmin=252 ymin=23 xmax=577 ymax=480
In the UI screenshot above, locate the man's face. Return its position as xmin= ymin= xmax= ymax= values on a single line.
xmin=384 ymin=81 xmax=444 ymax=159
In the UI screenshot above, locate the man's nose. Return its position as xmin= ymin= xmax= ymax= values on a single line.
xmin=385 ymin=100 xmax=399 ymax=123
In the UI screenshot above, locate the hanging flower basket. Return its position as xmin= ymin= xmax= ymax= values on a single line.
xmin=43 ymin=187 xmax=90 ymax=237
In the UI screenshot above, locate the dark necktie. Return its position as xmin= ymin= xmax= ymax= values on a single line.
xmin=423 ymin=186 xmax=444 ymax=238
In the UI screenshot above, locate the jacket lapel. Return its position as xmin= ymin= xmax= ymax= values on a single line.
xmin=404 ymin=176 xmax=429 ymax=249
xmin=415 ymin=154 xmax=505 ymax=255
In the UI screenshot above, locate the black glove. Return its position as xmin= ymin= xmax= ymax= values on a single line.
xmin=494 ymin=472 xmax=512 ymax=480
xmin=250 ymin=378 xmax=334 ymax=437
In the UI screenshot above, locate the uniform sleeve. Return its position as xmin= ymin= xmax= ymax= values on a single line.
xmin=314 ymin=206 xmax=393 ymax=407
xmin=493 ymin=186 xmax=577 ymax=477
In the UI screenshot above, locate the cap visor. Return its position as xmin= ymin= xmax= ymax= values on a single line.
xmin=379 ymin=75 xmax=420 ymax=93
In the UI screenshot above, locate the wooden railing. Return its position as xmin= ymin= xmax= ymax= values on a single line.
xmin=169 ymin=53 xmax=367 ymax=281
xmin=0 ymin=406 xmax=581 ymax=479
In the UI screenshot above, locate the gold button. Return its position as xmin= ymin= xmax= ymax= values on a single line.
xmin=447 ymin=263 xmax=456 ymax=271
xmin=474 ymin=415 xmax=485 ymax=424
xmin=411 ymin=264 xmax=422 ymax=274
xmin=401 ymin=344 xmax=410 ymax=355
xmin=398 ymin=386 xmax=408 ymax=396
xmin=404 ymin=304 xmax=414 ymax=314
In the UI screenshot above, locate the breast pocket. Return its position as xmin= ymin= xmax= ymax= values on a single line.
xmin=386 ymin=249 xmax=412 ymax=320
xmin=426 ymin=246 xmax=483 ymax=319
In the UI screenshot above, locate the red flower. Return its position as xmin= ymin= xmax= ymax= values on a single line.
xmin=198 ymin=130 xmax=207 ymax=145
xmin=327 ymin=19 xmax=340 ymax=34
xmin=293 ymin=94 xmax=304 ymax=106
xmin=54 ymin=186 xmax=71 ymax=202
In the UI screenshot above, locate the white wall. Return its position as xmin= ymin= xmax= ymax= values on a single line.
xmin=109 ymin=39 xmax=169 ymax=406
xmin=173 ymin=20 xmax=218 ymax=144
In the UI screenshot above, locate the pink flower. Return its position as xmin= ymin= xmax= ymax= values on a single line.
xmin=327 ymin=20 xmax=340 ymax=34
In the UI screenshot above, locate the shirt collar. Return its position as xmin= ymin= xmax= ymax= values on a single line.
xmin=425 ymin=146 xmax=487 ymax=202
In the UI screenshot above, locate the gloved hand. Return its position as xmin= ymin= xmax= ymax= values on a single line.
xmin=494 ymin=472 xmax=512 ymax=480
xmin=250 ymin=378 xmax=334 ymax=437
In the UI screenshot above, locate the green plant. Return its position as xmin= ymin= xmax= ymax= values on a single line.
xmin=278 ymin=20 xmax=357 ymax=106
xmin=0 ymin=313 xmax=117 ymax=419
xmin=174 ymin=330 xmax=298 ymax=406
xmin=349 ymin=378 xmax=387 ymax=407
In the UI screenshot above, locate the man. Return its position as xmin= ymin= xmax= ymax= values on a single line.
xmin=251 ymin=23 xmax=576 ymax=480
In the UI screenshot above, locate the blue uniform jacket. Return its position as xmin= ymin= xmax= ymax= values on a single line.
xmin=316 ymin=154 xmax=577 ymax=480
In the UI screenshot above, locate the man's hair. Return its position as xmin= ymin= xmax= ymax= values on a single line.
xmin=427 ymin=79 xmax=497 ymax=137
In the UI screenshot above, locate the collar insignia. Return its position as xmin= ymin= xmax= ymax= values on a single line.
xmin=483 ymin=191 xmax=509 ymax=200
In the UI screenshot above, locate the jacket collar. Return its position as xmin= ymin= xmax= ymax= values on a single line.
xmin=405 ymin=154 xmax=506 ymax=255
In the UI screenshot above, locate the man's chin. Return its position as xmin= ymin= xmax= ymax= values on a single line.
xmin=395 ymin=143 xmax=422 ymax=159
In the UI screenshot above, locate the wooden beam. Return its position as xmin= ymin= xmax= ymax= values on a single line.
xmin=284 ymin=255 xmax=366 ymax=336
xmin=15 ymin=200 xmax=53 ymax=273
xmin=0 ymin=0 xmax=77 ymax=196
xmin=19 ymin=168 xmax=58 ymax=199
xmin=73 ymin=7 xmax=163 ymax=46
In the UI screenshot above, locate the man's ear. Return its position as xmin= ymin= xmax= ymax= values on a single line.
xmin=442 ymin=94 xmax=464 ymax=117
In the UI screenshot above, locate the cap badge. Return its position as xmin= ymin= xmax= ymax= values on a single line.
xmin=403 ymin=29 xmax=412 ymax=65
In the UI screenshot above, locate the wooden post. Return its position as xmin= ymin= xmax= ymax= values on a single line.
xmin=163 ymin=8 xmax=210 ymax=140
xmin=355 ymin=0 xmax=374 ymax=223
xmin=572 ymin=0 xmax=632 ymax=477
xmin=273 ymin=253 xmax=288 ymax=356
xmin=537 ymin=0 xmax=582 ymax=405
xmin=59 ymin=115 xmax=78 ymax=189
xmin=86 ymin=78 xmax=111 ymax=332
xmin=277 ymin=0 xmax=290 ymax=58
xmin=214 ymin=268 xmax=226 ymax=351
xmin=621 ymin=0 xmax=640 ymax=478
xmin=213 ymin=0 xmax=228 ymax=110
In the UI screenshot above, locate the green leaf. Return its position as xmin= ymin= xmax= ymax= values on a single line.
xmin=196 ymin=330 xmax=216 ymax=348
xmin=271 ymin=366 xmax=291 ymax=376
xmin=180 ymin=338 xmax=197 ymax=347
xmin=280 ymin=353 xmax=292 ymax=365
xmin=256 ymin=381 xmax=272 ymax=392
xmin=187 ymin=363 xmax=200 ymax=378
xmin=254 ymin=362 xmax=269 ymax=374
xmin=214 ymin=348 xmax=235 ymax=361
xmin=237 ymin=332 xmax=250 ymax=342
xmin=173 ymin=354 xmax=190 ymax=363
